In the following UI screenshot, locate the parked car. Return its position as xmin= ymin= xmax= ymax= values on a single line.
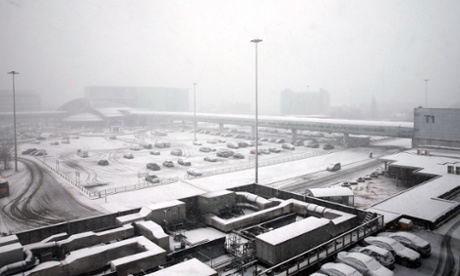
xmin=145 ymin=172 xmax=160 ymax=183
xmin=150 ymin=150 xmax=161 ymax=155
xmin=98 ymin=159 xmax=109 ymax=166
xmin=192 ymin=141 xmax=202 ymax=146
xmin=50 ymin=141 xmax=59 ymax=145
xmin=327 ymin=163 xmax=341 ymax=172
xmin=170 ymin=148 xmax=183 ymax=156
xmin=276 ymin=138 xmax=286 ymax=144
xmin=282 ymin=143 xmax=295 ymax=150
xmin=207 ymin=139 xmax=217 ymax=144
xmin=336 ymin=251 xmax=394 ymax=276
xmin=146 ymin=162 xmax=161 ymax=171
xmin=143 ymin=144 xmax=153 ymax=149
xmin=319 ymin=262 xmax=363 ymax=276
xmin=33 ymin=150 xmax=47 ymax=156
xmin=187 ymin=168 xmax=202 ymax=176
xmin=356 ymin=177 xmax=366 ymax=182
xmin=204 ymin=156 xmax=217 ymax=162
xmin=123 ymin=153 xmax=134 ymax=159
xmin=199 ymin=146 xmax=212 ymax=153
xmin=350 ymin=245 xmax=395 ymax=270
xmin=269 ymin=147 xmax=281 ymax=153
xmin=130 ymin=144 xmax=142 ymax=151
xmin=364 ymin=236 xmax=421 ymax=268
xmin=323 ymin=143 xmax=335 ymax=150
xmin=250 ymin=149 xmax=262 ymax=155
xmin=216 ymin=151 xmax=229 ymax=158
xmin=163 ymin=160 xmax=174 ymax=167
xmin=109 ymin=135 xmax=117 ymax=140
xmin=260 ymin=148 xmax=271 ymax=154
xmin=233 ymin=152 xmax=245 ymax=159
xmin=178 ymin=158 xmax=191 ymax=166
xmin=377 ymin=232 xmax=431 ymax=257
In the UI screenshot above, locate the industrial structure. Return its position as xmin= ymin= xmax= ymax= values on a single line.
xmin=0 ymin=184 xmax=383 ymax=275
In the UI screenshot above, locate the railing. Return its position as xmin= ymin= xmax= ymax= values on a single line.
xmin=257 ymin=215 xmax=385 ymax=275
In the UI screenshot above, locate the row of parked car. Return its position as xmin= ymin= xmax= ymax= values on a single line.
xmin=314 ymin=231 xmax=430 ymax=275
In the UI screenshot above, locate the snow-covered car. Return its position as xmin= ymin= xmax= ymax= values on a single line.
xmin=130 ymin=144 xmax=142 ymax=151
xmin=187 ymin=168 xmax=202 ymax=176
xmin=364 ymin=236 xmax=421 ymax=268
xmin=377 ymin=232 xmax=431 ymax=257
xmin=336 ymin=252 xmax=394 ymax=276
xmin=150 ymin=150 xmax=161 ymax=155
xmin=123 ymin=153 xmax=134 ymax=159
xmin=33 ymin=150 xmax=47 ymax=156
xmin=260 ymin=148 xmax=271 ymax=154
xmin=146 ymin=162 xmax=161 ymax=171
xmin=327 ymin=163 xmax=341 ymax=172
xmin=269 ymin=147 xmax=281 ymax=153
xmin=50 ymin=141 xmax=59 ymax=145
xmin=192 ymin=141 xmax=202 ymax=146
xmin=204 ymin=156 xmax=217 ymax=162
xmin=350 ymin=245 xmax=395 ymax=270
xmin=199 ymin=146 xmax=212 ymax=153
xmin=162 ymin=160 xmax=174 ymax=167
xmin=22 ymin=148 xmax=38 ymax=155
xmin=145 ymin=172 xmax=160 ymax=183
xmin=281 ymin=143 xmax=295 ymax=150
xmin=178 ymin=158 xmax=191 ymax=166
xmin=319 ymin=262 xmax=363 ymax=276
xmin=233 ymin=152 xmax=245 ymax=159
xmin=170 ymin=148 xmax=183 ymax=156
xmin=323 ymin=143 xmax=335 ymax=150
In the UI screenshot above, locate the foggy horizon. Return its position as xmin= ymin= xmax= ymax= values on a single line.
xmin=2 ymin=0 xmax=460 ymax=117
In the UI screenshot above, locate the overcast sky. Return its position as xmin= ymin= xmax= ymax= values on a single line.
xmin=1 ymin=0 xmax=460 ymax=114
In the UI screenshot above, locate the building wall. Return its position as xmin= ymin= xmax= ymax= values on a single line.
xmin=0 ymin=90 xmax=42 ymax=112
xmin=280 ymin=89 xmax=330 ymax=116
xmin=413 ymin=107 xmax=460 ymax=148
xmin=85 ymin=86 xmax=189 ymax=112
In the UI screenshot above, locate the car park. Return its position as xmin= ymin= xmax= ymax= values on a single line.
xmin=123 ymin=153 xmax=134 ymax=159
xmin=350 ymin=245 xmax=395 ymax=270
xmin=98 ymin=159 xmax=109 ymax=166
xmin=170 ymin=148 xmax=183 ymax=156
xmin=336 ymin=251 xmax=394 ymax=276
xmin=282 ymin=143 xmax=295 ymax=150
xmin=178 ymin=158 xmax=191 ymax=166
xmin=364 ymin=236 xmax=421 ymax=268
xmin=204 ymin=156 xmax=217 ymax=162
xmin=187 ymin=168 xmax=202 ymax=176
xmin=319 ymin=262 xmax=363 ymax=276
xmin=162 ymin=160 xmax=174 ymax=167
xmin=377 ymin=232 xmax=431 ymax=257
xmin=233 ymin=152 xmax=245 ymax=159
xmin=150 ymin=150 xmax=161 ymax=155
xmin=145 ymin=172 xmax=160 ymax=183
xmin=146 ymin=162 xmax=161 ymax=171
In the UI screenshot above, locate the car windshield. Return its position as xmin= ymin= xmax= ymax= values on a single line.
xmin=364 ymin=257 xmax=381 ymax=270
xmin=390 ymin=240 xmax=405 ymax=251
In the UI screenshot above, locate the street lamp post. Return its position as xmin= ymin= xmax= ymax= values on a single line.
xmin=7 ymin=71 xmax=19 ymax=172
xmin=424 ymin=79 xmax=429 ymax=107
xmin=250 ymin=38 xmax=262 ymax=184
xmin=193 ymin=83 xmax=197 ymax=142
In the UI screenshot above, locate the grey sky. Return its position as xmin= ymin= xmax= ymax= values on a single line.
xmin=1 ymin=0 xmax=460 ymax=114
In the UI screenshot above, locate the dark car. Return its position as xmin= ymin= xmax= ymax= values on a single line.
xmin=233 ymin=152 xmax=245 ymax=159
xmin=21 ymin=148 xmax=37 ymax=155
xmin=323 ymin=143 xmax=335 ymax=150
xmin=146 ymin=162 xmax=161 ymax=171
xmin=98 ymin=159 xmax=109 ymax=166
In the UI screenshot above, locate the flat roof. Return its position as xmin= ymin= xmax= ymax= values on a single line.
xmin=147 ymin=258 xmax=217 ymax=276
xmin=257 ymin=217 xmax=330 ymax=245
xmin=306 ymin=187 xmax=354 ymax=197
xmin=369 ymin=150 xmax=460 ymax=224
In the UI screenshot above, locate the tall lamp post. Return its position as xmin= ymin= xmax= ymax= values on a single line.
xmin=424 ymin=79 xmax=429 ymax=107
xmin=250 ymin=38 xmax=262 ymax=184
xmin=193 ymin=82 xmax=197 ymax=142
xmin=7 ymin=71 xmax=19 ymax=172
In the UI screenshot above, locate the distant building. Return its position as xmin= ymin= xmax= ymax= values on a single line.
xmin=85 ymin=86 xmax=189 ymax=112
xmin=412 ymin=107 xmax=460 ymax=148
xmin=280 ymin=89 xmax=330 ymax=116
xmin=0 ymin=90 xmax=42 ymax=112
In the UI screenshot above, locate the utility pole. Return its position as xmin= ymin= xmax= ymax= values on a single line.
xmin=7 ymin=71 xmax=19 ymax=172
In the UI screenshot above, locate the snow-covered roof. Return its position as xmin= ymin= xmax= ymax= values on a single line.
xmin=306 ymin=187 xmax=354 ymax=197
xmin=257 ymin=217 xmax=330 ymax=245
xmin=62 ymin=112 xmax=104 ymax=122
xmin=147 ymin=258 xmax=217 ymax=275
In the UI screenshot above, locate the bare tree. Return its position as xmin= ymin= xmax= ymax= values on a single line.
xmin=0 ymin=128 xmax=13 ymax=170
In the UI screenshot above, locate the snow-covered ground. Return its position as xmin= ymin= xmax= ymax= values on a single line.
xmin=10 ymin=127 xmax=408 ymax=214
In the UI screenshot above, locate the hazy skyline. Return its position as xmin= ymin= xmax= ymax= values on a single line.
xmin=1 ymin=0 xmax=460 ymax=115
